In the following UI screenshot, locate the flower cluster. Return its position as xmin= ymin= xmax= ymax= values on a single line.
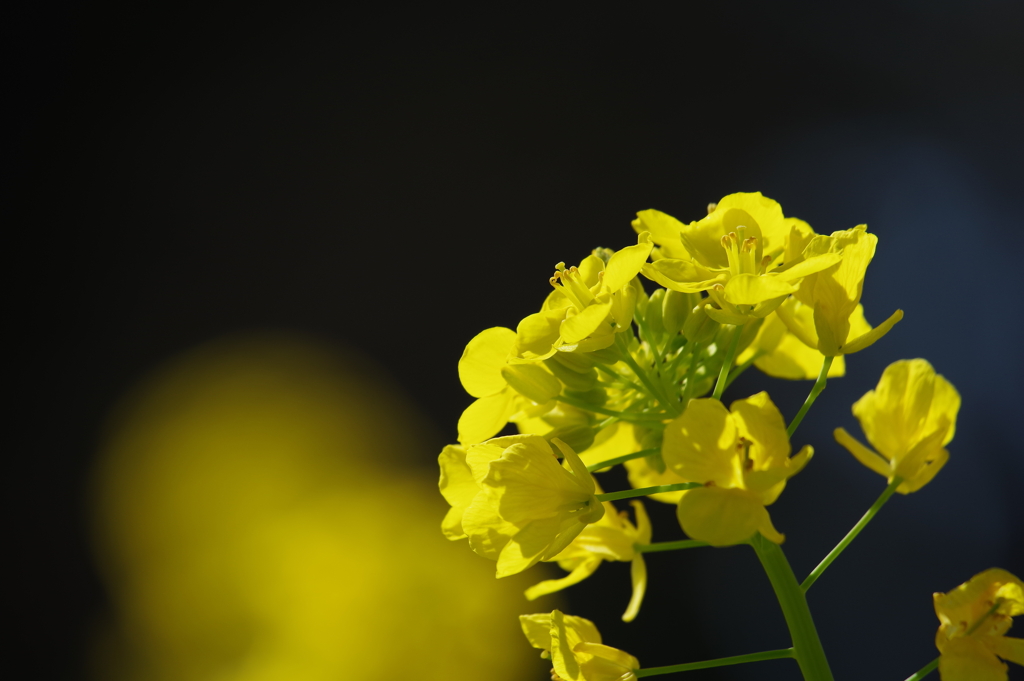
xmin=437 ymin=192 xmax=1006 ymax=681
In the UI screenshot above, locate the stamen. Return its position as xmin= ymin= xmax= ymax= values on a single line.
xmin=742 ymin=237 xmax=758 ymax=253
xmin=707 ymin=202 xmax=718 ymax=214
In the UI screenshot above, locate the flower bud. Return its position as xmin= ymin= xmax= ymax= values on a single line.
xmin=545 ymin=424 xmax=596 ymax=454
xmin=645 ymin=289 xmax=666 ymax=341
xmin=500 ymin=363 xmax=561 ymax=403
xmin=544 ymin=357 xmax=597 ymax=392
xmin=662 ymin=289 xmax=696 ymax=336
xmin=683 ymin=303 xmax=720 ymax=345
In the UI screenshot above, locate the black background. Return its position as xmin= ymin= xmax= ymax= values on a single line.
xmin=9 ymin=2 xmax=1024 ymax=679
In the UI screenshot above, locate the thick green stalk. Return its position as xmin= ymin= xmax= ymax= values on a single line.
xmin=586 ymin=448 xmax=661 ymax=472
xmin=596 ymin=482 xmax=700 ymax=502
xmin=801 ymin=478 xmax=902 ymax=592
xmin=712 ymin=325 xmax=743 ymax=400
xmin=635 ymin=539 xmax=710 ymax=553
xmin=786 ymin=355 xmax=834 ymax=438
xmin=635 ymin=648 xmax=794 ymax=677
xmin=750 ymin=534 xmax=834 ymax=681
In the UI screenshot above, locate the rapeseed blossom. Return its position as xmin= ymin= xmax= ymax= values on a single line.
xmin=933 ymin=568 xmax=1024 ymax=681
xmin=526 ymin=498 xmax=652 ymax=622
xmin=439 ymin=435 xmax=604 ymax=577
xmin=662 ymin=393 xmax=812 ymax=545
xmin=638 ymin=193 xmax=841 ymax=325
xmin=456 ymin=327 xmax=561 ymax=445
xmin=521 ymin=610 xmax=640 ymax=681
xmin=515 ymin=234 xmax=653 ymax=360
xmin=834 ymin=359 xmax=959 ymax=493
xmin=777 ymin=224 xmax=902 ymax=356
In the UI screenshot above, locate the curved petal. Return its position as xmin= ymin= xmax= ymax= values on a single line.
xmin=722 ymin=273 xmax=797 ymax=307
xmin=457 ymin=391 xmax=516 ymax=446
xmin=938 ymin=637 xmax=1008 ymax=681
xmin=840 ymin=308 xmax=903 ymax=354
xmin=604 ymin=232 xmax=654 ymax=292
xmin=675 ymin=486 xmax=769 ymax=546
xmin=834 ymin=427 xmax=891 ymax=479
xmin=561 ymin=301 xmax=613 ymax=344
xmin=458 ymin=327 xmax=517 ymax=397
xmin=662 ymin=398 xmax=739 ymax=486
xmin=525 ymin=556 xmax=602 ymax=600
xmin=622 ymin=554 xmax=647 ymax=622
xmin=438 ymin=444 xmax=478 ymax=540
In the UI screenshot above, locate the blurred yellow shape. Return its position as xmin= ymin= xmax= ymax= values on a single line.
xmin=91 ymin=336 xmax=544 ymax=681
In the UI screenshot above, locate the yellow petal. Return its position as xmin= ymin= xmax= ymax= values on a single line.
xmin=622 ymin=554 xmax=647 ymax=622
xmin=662 ymin=398 xmax=740 ymax=487
xmin=516 ymin=309 xmax=564 ymax=360
xmin=834 ymin=427 xmax=892 ymax=479
xmin=630 ymin=500 xmax=652 ymax=545
xmin=729 ymin=391 xmax=791 ymax=468
xmin=525 ymin=556 xmax=602 ymax=600
xmin=520 ymin=613 xmax=553 ymax=651
xmin=457 ymin=391 xmax=516 ymax=445
xmin=938 ymin=637 xmax=1008 ymax=681
xmin=722 ymin=273 xmax=797 ymax=307
xmin=623 ymin=455 xmax=691 ymax=504
xmin=438 ymin=444 xmax=478 ymax=540
xmin=987 ymin=636 xmax=1024 ymax=666
xmin=840 ymin=308 xmax=903 ymax=354
xmin=603 ymin=232 xmax=653 ymax=292
xmin=561 ymin=301 xmax=613 ymax=344
xmin=458 ymin=327 xmax=517 ymax=397
xmin=632 ymin=209 xmax=685 ymax=248
xmin=675 ymin=486 xmax=772 ymax=546
xmin=640 ymin=259 xmax=722 ymax=293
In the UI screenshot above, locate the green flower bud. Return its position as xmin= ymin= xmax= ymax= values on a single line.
xmin=662 ymin=289 xmax=697 ymax=336
xmin=683 ymin=303 xmax=720 ymax=345
xmin=500 ymin=363 xmax=561 ymax=403
xmin=544 ymin=357 xmax=597 ymax=392
xmin=546 ymin=424 xmax=596 ymax=454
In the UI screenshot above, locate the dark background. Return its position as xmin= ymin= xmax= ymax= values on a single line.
xmin=9 ymin=2 xmax=1024 ymax=679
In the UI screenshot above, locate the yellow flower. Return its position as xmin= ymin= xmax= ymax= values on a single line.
xmin=662 ymin=393 xmax=812 ymax=546
xmin=639 ymin=193 xmax=841 ymax=325
xmin=526 ymin=498 xmax=652 ymax=622
xmin=456 ymin=327 xmax=562 ymax=445
xmin=516 ymin=234 xmax=653 ymax=360
xmin=933 ymin=568 xmax=1024 ymax=681
xmin=521 ymin=610 xmax=640 ymax=681
xmin=450 ymin=435 xmax=604 ymax=577
xmin=736 ymin=312 xmax=847 ymax=380
xmin=834 ymin=359 xmax=960 ymax=493
xmin=778 ymin=224 xmax=903 ymax=356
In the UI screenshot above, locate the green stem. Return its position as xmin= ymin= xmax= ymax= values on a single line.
xmin=635 ymin=313 xmax=666 ymax=372
xmin=724 ymin=350 xmax=761 ymax=390
xmin=712 ymin=325 xmax=743 ymax=400
xmin=635 ymin=539 xmax=710 ymax=553
xmin=596 ymin=483 xmax=700 ymax=502
xmin=635 ymin=648 xmax=795 ymax=677
xmin=750 ymin=534 xmax=834 ymax=681
xmin=786 ymin=355 xmax=834 ymax=438
xmin=679 ymin=342 xmax=704 ymax=409
xmin=594 ymin=363 xmax=646 ymax=393
xmin=801 ymin=477 xmax=902 ymax=592
xmin=586 ymin=448 xmax=660 ymax=472
xmin=903 ymin=658 xmax=938 ymax=681
xmin=617 ymin=333 xmax=680 ymax=416
xmin=554 ymin=395 xmax=666 ymax=423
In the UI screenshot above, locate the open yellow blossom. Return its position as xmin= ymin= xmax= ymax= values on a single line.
xmin=639 ymin=193 xmax=841 ymax=325
xmin=521 ymin=610 xmax=640 ymax=681
xmin=449 ymin=435 xmax=604 ymax=577
xmin=933 ymin=568 xmax=1024 ymax=681
xmin=736 ymin=312 xmax=846 ymax=380
xmin=516 ymin=234 xmax=653 ymax=360
xmin=526 ymin=497 xmax=652 ymax=622
xmin=456 ymin=327 xmax=561 ymax=445
xmin=834 ymin=359 xmax=959 ymax=493
xmin=662 ymin=393 xmax=813 ymax=546
xmin=778 ymin=224 xmax=902 ymax=356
